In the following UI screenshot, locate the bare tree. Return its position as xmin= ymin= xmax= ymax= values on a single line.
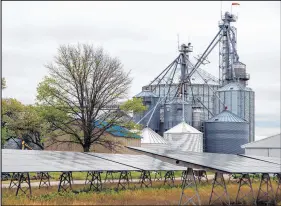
xmin=36 ymin=43 xmax=143 ymax=152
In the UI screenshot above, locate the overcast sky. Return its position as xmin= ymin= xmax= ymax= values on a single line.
xmin=2 ymin=1 xmax=280 ymax=140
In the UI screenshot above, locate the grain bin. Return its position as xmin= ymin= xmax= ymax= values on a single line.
xmin=164 ymin=97 xmax=192 ymax=131
xmin=164 ymin=121 xmax=203 ymax=152
xmin=141 ymin=127 xmax=167 ymax=149
xmin=133 ymin=90 xmax=160 ymax=132
xmin=204 ymin=109 xmax=249 ymax=154
xmin=213 ymin=82 xmax=255 ymax=142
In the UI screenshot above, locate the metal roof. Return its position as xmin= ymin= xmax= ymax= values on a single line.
xmin=241 ymin=133 xmax=281 ymax=149
xmin=127 ymin=146 xmax=281 ymax=174
xmin=94 ymin=120 xmax=141 ymax=139
xmin=86 ymin=153 xmax=186 ymax=171
xmin=205 ymin=110 xmax=247 ymax=123
xmin=141 ymin=127 xmax=167 ymax=144
xmin=217 ymin=82 xmax=252 ymax=92
xmin=164 ymin=121 xmax=202 ymax=134
xmin=2 ymin=149 xmax=136 ymax=173
xmin=134 ymin=90 xmax=159 ymax=98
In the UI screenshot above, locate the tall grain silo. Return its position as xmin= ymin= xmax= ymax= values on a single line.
xmin=213 ymin=82 xmax=255 ymax=142
xmin=164 ymin=97 xmax=192 ymax=132
xmin=133 ymin=90 xmax=160 ymax=132
xmin=204 ymin=109 xmax=249 ymax=154
xmin=164 ymin=121 xmax=203 ymax=152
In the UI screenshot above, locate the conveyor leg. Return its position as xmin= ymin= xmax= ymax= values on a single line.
xmin=256 ymin=173 xmax=275 ymax=205
xmin=179 ymin=168 xmax=201 ymax=206
xmin=140 ymin=171 xmax=152 ymax=188
xmin=87 ymin=171 xmax=102 ymax=191
xmin=209 ymin=172 xmax=230 ymax=205
xmin=9 ymin=172 xmax=19 ymax=189
xmin=154 ymin=171 xmax=162 ymax=181
xmin=58 ymin=172 xmax=72 ymax=192
xmin=117 ymin=171 xmax=130 ymax=190
xmin=15 ymin=172 xmax=32 ymax=197
xmin=275 ymin=173 xmax=281 ymax=204
xmin=235 ymin=173 xmax=256 ymax=205
xmin=164 ymin=170 xmax=175 ymax=187
xmin=39 ymin=172 xmax=51 ymax=189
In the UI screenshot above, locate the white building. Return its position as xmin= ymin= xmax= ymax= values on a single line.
xmin=241 ymin=133 xmax=281 ymax=157
xmin=140 ymin=127 xmax=167 ymax=147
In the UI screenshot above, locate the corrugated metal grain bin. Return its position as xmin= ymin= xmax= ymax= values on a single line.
xmin=213 ymin=82 xmax=255 ymax=142
xmin=164 ymin=97 xmax=192 ymax=131
xmin=204 ymin=109 xmax=249 ymax=154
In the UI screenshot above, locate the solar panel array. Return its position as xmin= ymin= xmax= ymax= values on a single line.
xmin=127 ymin=147 xmax=281 ymax=174
xmin=238 ymin=154 xmax=281 ymax=165
xmin=85 ymin=153 xmax=186 ymax=171
xmin=2 ymin=149 xmax=137 ymax=173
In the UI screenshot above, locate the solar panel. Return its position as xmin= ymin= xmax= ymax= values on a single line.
xmin=2 ymin=149 xmax=137 ymax=173
xmin=127 ymin=147 xmax=281 ymax=174
xmin=85 ymin=153 xmax=186 ymax=171
xmin=238 ymin=154 xmax=281 ymax=165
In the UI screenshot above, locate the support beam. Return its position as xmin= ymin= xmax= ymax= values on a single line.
xmin=117 ymin=171 xmax=130 ymax=190
xmin=85 ymin=171 xmax=102 ymax=191
xmin=15 ymin=172 xmax=32 ymax=197
xmin=164 ymin=170 xmax=175 ymax=187
xmin=209 ymin=172 xmax=230 ymax=205
xmin=9 ymin=172 xmax=19 ymax=189
xmin=58 ymin=172 xmax=72 ymax=192
xmin=154 ymin=171 xmax=162 ymax=181
xmin=104 ymin=171 xmax=115 ymax=184
xmin=39 ymin=172 xmax=51 ymax=189
xmin=139 ymin=171 xmax=152 ymax=188
xmin=235 ymin=173 xmax=256 ymax=205
xmin=256 ymin=173 xmax=275 ymax=205
xmin=179 ymin=168 xmax=201 ymax=206
xmin=275 ymin=173 xmax=281 ymax=203
xmin=194 ymin=170 xmax=208 ymax=184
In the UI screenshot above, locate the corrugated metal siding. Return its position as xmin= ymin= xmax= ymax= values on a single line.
xmin=141 ymin=127 xmax=167 ymax=144
xmin=164 ymin=98 xmax=192 ymax=131
xmin=204 ymin=121 xmax=249 ymax=154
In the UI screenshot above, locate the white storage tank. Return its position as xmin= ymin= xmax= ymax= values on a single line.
xmin=164 ymin=121 xmax=203 ymax=152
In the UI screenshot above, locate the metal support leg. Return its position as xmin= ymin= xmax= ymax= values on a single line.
xmin=179 ymin=168 xmax=201 ymax=206
xmin=235 ymin=173 xmax=256 ymax=205
xmin=70 ymin=172 xmax=74 ymax=183
xmin=154 ymin=171 xmax=162 ymax=181
xmin=275 ymin=173 xmax=281 ymax=203
xmin=209 ymin=172 xmax=230 ymax=205
xmin=117 ymin=171 xmax=130 ymax=190
xmin=104 ymin=171 xmax=114 ymax=184
xmin=257 ymin=173 xmax=275 ymax=204
xmin=85 ymin=171 xmax=102 ymax=191
xmin=194 ymin=170 xmax=208 ymax=184
xmin=140 ymin=171 xmax=152 ymax=188
xmin=15 ymin=173 xmax=32 ymax=197
xmin=164 ymin=170 xmax=175 ymax=187
xmin=9 ymin=172 xmax=19 ymax=189
xmin=128 ymin=171 xmax=133 ymax=182
xmin=58 ymin=172 xmax=72 ymax=192
xmin=39 ymin=172 xmax=51 ymax=189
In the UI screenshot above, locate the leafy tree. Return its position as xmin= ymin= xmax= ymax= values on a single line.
xmin=1 ymin=98 xmax=48 ymax=149
xmin=36 ymin=43 xmax=146 ymax=152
